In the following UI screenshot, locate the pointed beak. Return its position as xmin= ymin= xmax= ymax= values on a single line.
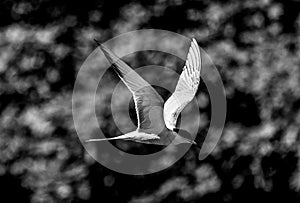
xmin=191 ymin=140 xmax=202 ymax=149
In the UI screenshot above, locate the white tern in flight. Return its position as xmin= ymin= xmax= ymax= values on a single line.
xmin=86 ymin=38 xmax=202 ymax=147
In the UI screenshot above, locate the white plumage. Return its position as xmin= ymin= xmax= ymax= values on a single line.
xmin=86 ymin=38 xmax=201 ymax=146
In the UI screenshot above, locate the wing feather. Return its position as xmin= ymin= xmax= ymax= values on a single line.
xmin=95 ymin=40 xmax=165 ymax=134
xmin=163 ymin=38 xmax=202 ymax=130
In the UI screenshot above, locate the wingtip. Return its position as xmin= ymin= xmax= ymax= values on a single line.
xmin=94 ymin=39 xmax=101 ymax=47
xmin=93 ymin=39 xmax=111 ymax=58
xmin=191 ymin=38 xmax=198 ymax=45
xmin=94 ymin=39 xmax=109 ymax=51
xmin=191 ymin=38 xmax=201 ymax=58
xmin=85 ymin=138 xmax=102 ymax=143
xmin=85 ymin=139 xmax=93 ymax=143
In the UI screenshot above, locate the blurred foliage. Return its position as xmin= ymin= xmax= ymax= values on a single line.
xmin=1 ymin=0 xmax=300 ymax=202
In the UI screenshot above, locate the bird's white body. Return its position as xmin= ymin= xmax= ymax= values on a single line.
xmin=86 ymin=38 xmax=202 ymax=147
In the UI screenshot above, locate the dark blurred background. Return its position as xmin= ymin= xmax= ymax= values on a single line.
xmin=1 ymin=0 xmax=300 ymax=202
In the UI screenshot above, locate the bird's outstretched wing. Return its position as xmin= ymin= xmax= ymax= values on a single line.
xmin=85 ymin=134 xmax=133 ymax=142
xmin=95 ymin=40 xmax=165 ymax=134
xmin=85 ymin=133 xmax=160 ymax=143
xmin=163 ymin=38 xmax=201 ymax=130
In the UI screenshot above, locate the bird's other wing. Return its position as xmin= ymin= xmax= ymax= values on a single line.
xmin=85 ymin=134 xmax=133 ymax=142
xmin=95 ymin=40 xmax=165 ymax=135
xmin=163 ymin=38 xmax=201 ymax=130
xmin=85 ymin=131 xmax=160 ymax=143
